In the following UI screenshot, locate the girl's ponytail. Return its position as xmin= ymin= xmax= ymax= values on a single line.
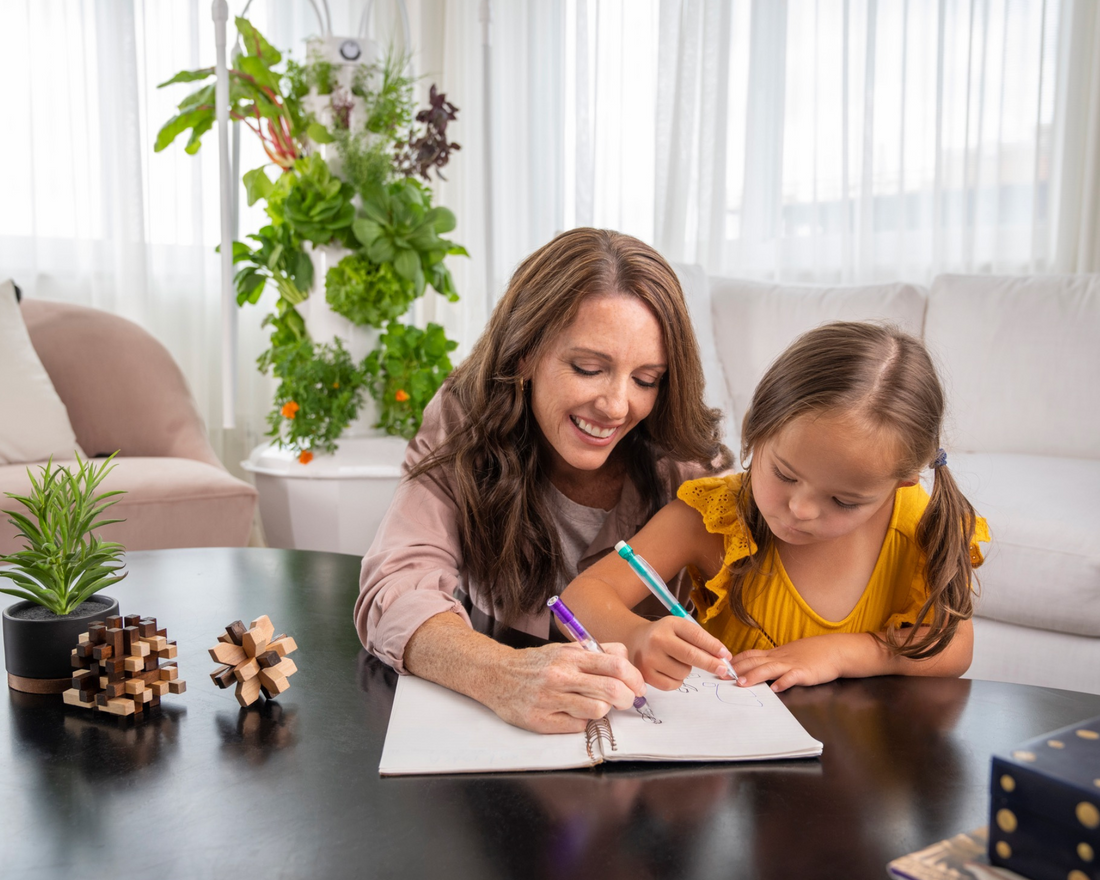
xmin=891 ymin=457 xmax=978 ymax=659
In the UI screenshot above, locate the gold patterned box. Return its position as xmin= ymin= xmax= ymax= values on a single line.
xmin=988 ymin=713 xmax=1100 ymax=880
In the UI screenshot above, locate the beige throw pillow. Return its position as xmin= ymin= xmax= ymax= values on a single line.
xmin=0 ymin=280 xmax=85 ymax=465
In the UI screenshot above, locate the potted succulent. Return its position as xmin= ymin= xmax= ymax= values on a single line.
xmin=154 ymin=17 xmax=464 ymax=462
xmin=1 ymin=454 xmax=127 ymax=694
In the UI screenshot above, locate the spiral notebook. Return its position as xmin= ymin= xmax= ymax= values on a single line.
xmin=378 ymin=668 xmax=823 ymax=776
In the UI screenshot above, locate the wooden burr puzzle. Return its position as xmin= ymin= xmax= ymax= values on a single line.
xmin=63 ymin=613 xmax=187 ymax=716
xmin=208 ymin=615 xmax=298 ymax=707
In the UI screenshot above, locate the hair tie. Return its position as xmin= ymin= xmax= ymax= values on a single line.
xmin=932 ymin=448 xmax=947 ymax=469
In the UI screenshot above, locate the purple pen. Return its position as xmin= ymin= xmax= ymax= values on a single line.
xmin=547 ymin=596 xmax=659 ymax=722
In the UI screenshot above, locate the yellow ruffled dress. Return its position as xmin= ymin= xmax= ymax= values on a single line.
xmin=676 ymin=474 xmax=991 ymax=654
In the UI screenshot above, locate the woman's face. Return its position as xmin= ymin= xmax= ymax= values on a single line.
xmin=529 ymin=292 xmax=667 ymax=481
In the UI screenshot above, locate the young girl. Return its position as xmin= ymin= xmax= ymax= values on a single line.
xmin=560 ymin=321 xmax=989 ymax=692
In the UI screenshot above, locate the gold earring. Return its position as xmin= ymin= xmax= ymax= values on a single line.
xmin=519 ymin=377 xmax=526 ymax=395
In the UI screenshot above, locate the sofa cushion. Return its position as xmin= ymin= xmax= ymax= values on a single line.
xmin=0 ymin=457 xmax=257 ymax=555
xmin=673 ymin=263 xmax=739 ymax=446
xmin=21 ymin=299 xmax=222 ymax=467
xmin=950 ymin=451 xmax=1100 ymax=638
xmin=969 ymin=618 xmax=1100 ymax=695
xmin=0 ymin=281 xmax=85 ymax=465
xmin=925 ymin=274 xmax=1100 ymax=459
xmin=708 ymin=277 xmax=928 ymax=452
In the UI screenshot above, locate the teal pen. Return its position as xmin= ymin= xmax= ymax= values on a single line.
xmin=615 ymin=540 xmax=739 ymax=682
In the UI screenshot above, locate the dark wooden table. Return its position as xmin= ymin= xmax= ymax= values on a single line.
xmin=2 ymin=547 xmax=1098 ymax=880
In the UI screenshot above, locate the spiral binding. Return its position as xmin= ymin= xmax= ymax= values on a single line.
xmin=584 ymin=716 xmax=617 ymax=762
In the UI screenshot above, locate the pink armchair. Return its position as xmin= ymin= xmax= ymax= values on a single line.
xmin=0 ymin=299 xmax=257 ymax=554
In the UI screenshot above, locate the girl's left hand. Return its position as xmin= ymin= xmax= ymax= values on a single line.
xmin=731 ymin=634 xmax=857 ymax=692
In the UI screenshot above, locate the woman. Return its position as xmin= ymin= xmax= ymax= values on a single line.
xmin=354 ymin=228 xmax=731 ymax=732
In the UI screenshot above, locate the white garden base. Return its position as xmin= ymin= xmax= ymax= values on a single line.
xmin=241 ymin=435 xmax=408 ymax=556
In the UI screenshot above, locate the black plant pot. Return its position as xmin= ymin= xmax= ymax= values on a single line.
xmin=2 ymin=595 xmax=120 ymax=694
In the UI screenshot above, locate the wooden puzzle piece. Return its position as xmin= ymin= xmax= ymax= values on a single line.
xmin=208 ymin=615 xmax=298 ymax=706
xmin=62 ymin=609 xmax=186 ymax=718
xmin=242 ymin=615 xmax=275 ymax=656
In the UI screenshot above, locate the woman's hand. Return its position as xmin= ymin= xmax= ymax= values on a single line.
xmin=627 ymin=616 xmax=736 ymax=690
xmin=485 ymin=641 xmax=647 ymax=734
xmin=404 ymin=612 xmax=646 ymax=734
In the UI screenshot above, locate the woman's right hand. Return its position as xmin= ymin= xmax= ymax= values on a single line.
xmin=485 ymin=641 xmax=647 ymax=734
xmin=403 ymin=612 xmax=646 ymax=734
xmin=627 ymin=616 xmax=736 ymax=690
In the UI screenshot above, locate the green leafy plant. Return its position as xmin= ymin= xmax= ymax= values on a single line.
xmin=332 ymin=126 xmax=394 ymax=198
xmin=157 ymin=17 xmax=465 ymax=454
xmin=268 ymin=338 xmax=371 ymax=457
xmin=365 ymin=322 xmax=458 ymax=438
xmin=353 ymin=178 xmax=466 ymax=300
xmin=231 ymin=221 xmax=313 ymax=309
xmin=286 ymin=57 xmax=336 ymax=97
xmin=154 ymin=18 xmax=328 ymax=169
xmin=281 ymin=154 xmax=357 ymax=246
xmin=355 ymin=50 xmax=415 ymax=136
xmin=325 ymin=252 xmax=415 ymax=327
xmin=0 ymin=454 xmax=127 ymax=616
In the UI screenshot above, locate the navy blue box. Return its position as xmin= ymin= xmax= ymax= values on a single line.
xmin=988 ymin=713 xmax=1100 ymax=880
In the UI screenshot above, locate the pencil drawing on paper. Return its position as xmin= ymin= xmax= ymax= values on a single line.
xmin=675 ymin=672 xmax=764 ymax=708
xmin=678 ymin=672 xmax=700 ymax=693
xmin=704 ymin=680 xmax=764 ymax=707
xmin=634 ymin=701 xmax=662 ymax=723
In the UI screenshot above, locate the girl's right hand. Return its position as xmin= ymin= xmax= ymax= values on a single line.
xmin=628 ymin=617 xmax=736 ymax=690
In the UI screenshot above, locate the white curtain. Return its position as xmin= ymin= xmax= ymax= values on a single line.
xmin=584 ymin=0 xmax=1091 ymax=284
xmin=432 ymin=0 xmax=1099 ymax=287
xmin=653 ymin=0 xmax=1074 ymax=283
xmin=1053 ymin=0 xmax=1100 ymax=272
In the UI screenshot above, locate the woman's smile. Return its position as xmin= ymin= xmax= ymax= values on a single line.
xmin=570 ymin=415 xmax=619 ymax=441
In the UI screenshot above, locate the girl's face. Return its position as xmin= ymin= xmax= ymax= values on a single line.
xmin=529 ymin=292 xmax=667 ymax=481
xmin=751 ymin=411 xmax=914 ymax=546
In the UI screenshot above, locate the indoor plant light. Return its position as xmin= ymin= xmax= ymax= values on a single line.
xmin=1 ymin=453 xmax=127 ymax=694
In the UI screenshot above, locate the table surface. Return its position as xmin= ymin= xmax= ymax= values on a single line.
xmin=2 ymin=547 xmax=1098 ymax=880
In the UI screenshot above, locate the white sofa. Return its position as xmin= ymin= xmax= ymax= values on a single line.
xmin=677 ymin=266 xmax=1100 ymax=696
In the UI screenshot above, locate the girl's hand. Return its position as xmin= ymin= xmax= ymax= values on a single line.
xmin=628 ymin=617 xmax=736 ymax=690
xmin=485 ymin=641 xmax=647 ymax=734
xmin=732 ymin=634 xmax=855 ymax=692
xmin=732 ymin=624 xmax=974 ymax=691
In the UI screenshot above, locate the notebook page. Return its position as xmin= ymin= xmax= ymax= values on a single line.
xmin=379 ymin=674 xmax=598 ymax=775
xmin=608 ymin=669 xmax=822 ymax=762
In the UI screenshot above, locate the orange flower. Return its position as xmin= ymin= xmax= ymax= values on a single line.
xmin=298 ymin=450 xmax=313 ymax=465
xmin=332 ymin=381 xmax=340 ymax=389
xmin=395 ymin=389 xmax=410 ymax=402
xmin=281 ymin=401 xmax=300 ymax=419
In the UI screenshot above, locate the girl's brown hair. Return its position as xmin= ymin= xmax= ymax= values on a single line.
xmin=411 ymin=228 xmax=730 ymax=623
xmin=730 ymin=321 xmax=978 ymax=659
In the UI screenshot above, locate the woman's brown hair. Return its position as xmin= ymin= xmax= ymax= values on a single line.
xmin=728 ymin=321 xmax=978 ymax=659
xmin=411 ymin=228 xmax=730 ymax=623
